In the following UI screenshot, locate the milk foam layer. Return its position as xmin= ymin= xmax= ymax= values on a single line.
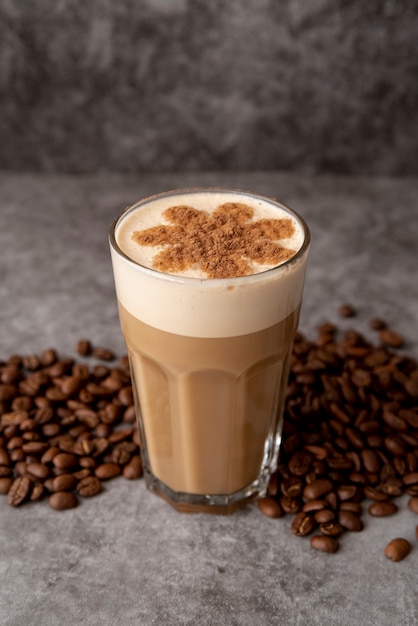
xmin=116 ymin=190 xmax=305 ymax=278
xmin=110 ymin=189 xmax=310 ymax=338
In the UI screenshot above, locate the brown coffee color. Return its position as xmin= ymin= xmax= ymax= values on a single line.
xmin=258 ymin=497 xmax=283 ymax=518
xmin=310 ymin=535 xmax=339 ymax=554
xmin=258 ymin=307 xmax=418 ymax=559
xmin=384 ymin=538 xmax=411 ymax=562
xmin=1 ymin=305 xmax=418 ymax=562
xmin=119 ymin=302 xmax=299 ymax=498
xmin=132 ymin=203 xmax=296 ymax=278
xmin=49 ymin=491 xmax=78 ymax=511
xmin=0 ymin=342 xmax=140 ymax=512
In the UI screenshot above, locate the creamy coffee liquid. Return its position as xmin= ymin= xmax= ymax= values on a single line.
xmin=110 ymin=189 xmax=310 ymax=509
xmin=119 ymin=302 xmax=299 ymax=495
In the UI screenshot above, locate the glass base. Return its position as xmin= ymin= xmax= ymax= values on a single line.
xmin=143 ymin=467 xmax=270 ymax=515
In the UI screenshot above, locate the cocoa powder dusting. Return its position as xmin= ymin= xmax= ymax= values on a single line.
xmin=132 ymin=202 xmax=296 ymax=278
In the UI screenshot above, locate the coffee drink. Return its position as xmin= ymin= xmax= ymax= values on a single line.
xmin=118 ymin=302 xmax=298 ymax=498
xmin=110 ymin=189 xmax=310 ymax=513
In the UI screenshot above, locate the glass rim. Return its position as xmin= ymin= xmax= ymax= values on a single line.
xmin=109 ymin=187 xmax=311 ymax=285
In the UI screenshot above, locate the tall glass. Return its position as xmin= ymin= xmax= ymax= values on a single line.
xmin=109 ymin=189 xmax=310 ymax=513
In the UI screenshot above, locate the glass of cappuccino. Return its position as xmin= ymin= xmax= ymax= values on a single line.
xmin=109 ymin=189 xmax=310 ymax=514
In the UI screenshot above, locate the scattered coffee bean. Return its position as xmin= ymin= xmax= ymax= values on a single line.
xmin=95 ymin=463 xmax=121 ymax=480
xmin=379 ymin=329 xmax=404 ymax=348
xmin=291 ymin=512 xmax=315 ymax=536
xmin=384 ymin=538 xmax=411 ymax=562
xmin=310 ymin=535 xmax=339 ymax=554
xmin=0 ymin=343 xmax=140 ymax=512
xmin=255 ymin=313 xmax=418 ymax=557
xmin=30 ymin=482 xmax=45 ymax=501
xmin=339 ymin=304 xmax=356 ymax=318
xmin=93 ymin=347 xmax=115 ymax=362
xmin=0 ymin=476 xmax=12 ymax=494
xmin=314 ymin=509 xmax=335 ymax=524
xmin=369 ymin=318 xmax=387 ymax=330
xmin=76 ymin=340 xmax=92 ymax=356
xmin=77 ymin=476 xmax=102 ymax=497
xmin=258 ymin=497 xmax=283 ymax=518
xmin=123 ymin=455 xmax=142 ymax=480
xmin=338 ymin=510 xmax=363 ymax=532
xmin=368 ymin=501 xmax=398 ymax=517
xmin=7 ymin=476 xmax=31 ymax=506
xmin=49 ymin=491 xmax=78 ymax=511
xmin=2 ymin=313 xmax=418 ymax=567
xmin=303 ymin=479 xmax=333 ymax=501
xmin=52 ymin=474 xmax=78 ymax=492
xmin=407 ymin=497 xmax=418 ymax=514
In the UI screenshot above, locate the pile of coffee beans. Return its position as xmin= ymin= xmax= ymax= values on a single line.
xmin=259 ymin=306 xmax=418 ymax=561
xmin=1 ymin=309 xmax=417 ymax=562
xmin=0 ymin=341 xmax=142 ymax=511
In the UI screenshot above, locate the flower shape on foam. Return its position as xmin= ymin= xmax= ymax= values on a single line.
xmin=132 ymin=202 xmax=296 ymax=279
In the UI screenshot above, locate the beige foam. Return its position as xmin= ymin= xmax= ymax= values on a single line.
xmin=110 ymin=189 xmax=310 ymax=338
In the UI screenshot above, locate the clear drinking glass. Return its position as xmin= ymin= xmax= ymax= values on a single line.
xmin=109 ymin=188 xmax=310 ymax=513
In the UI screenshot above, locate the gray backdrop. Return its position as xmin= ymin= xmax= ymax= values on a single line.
xmin=1 ymin=0 xmax=417 ymax=175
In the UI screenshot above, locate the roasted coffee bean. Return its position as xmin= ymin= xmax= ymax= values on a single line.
xmin=384 ymin=538 xmax=411 ymax=562
xmin=93 ymin=347 xmax=115 ymax=362
xmin=368 ymin=501 xmax=398 ymax=517
xmin=42 ymin=423 xmax=61 ymax=437
xmin=379 ymin=329 xmax=404 ymax=348
xmin=379 ymin=480 xmax=403 ymax=497
xmin=111 ymin=447 xmax=130 ymax=465
xmin=303 ymin=479 xmax=333 ymax=501
xmin=361 ymin=450 xmax=380 ymax=473
xmin=123 ymin=456 xmax=142 ymax=479
xmin=49 ymin=491 xmax=78 ymax=511
xmin=339 ymin=304 xmax=356 ymax=318
xmin=281 ymin=477 xmax=304 ymax=498
xmin=325 ymin=492 xmax=339 ymax=510
xmin=338 ymin=510 xmax=363 ymax=532
xmin=30 ymin=482 xmax=45 ymax=501
xmin=403 ymin=472 xmax=418 ymax=486
xmin=280 ymin=496 xmax=302 ymax=514
xmin=73 ymin=468 xmax=91 ymax=481
xmin=314 ymin=509 xmax=335 ymax=524
xmin=53 ymin=453 xmax=78 ymax=470
xmin=40 ymin=349 xmax=57 ymax=367
xmin=319 ymin=522 xmax=344 ymax=538
xmin=52 ymin=474 xmax=77 ymax=492
xmin=337 ymin=485 xmax=357 ymax=501
xmin=291 ymin=512 xmax=315 ymax=536
xmin=302 ymin=500 xmax=328 ymax=513
xmin=77 ymin=476 xmax=102 ymax=497
xmin=340 ymin=501 xmax=362 ymax=514
xmin=407 ymin=497 xmax=418 ymax=514
xmin=0 ymin=449 xmax=11 ymax=465
xmin=26 ymin=462 xmax=51 ymax=481
xmin=41 ymin=446 xmax=60 ymax=465
xmin=79 ymin=456 xmax=96 ymax=470
xmin=258 ymin=497 xmax=283 ymax=518
xmin=95 ymin=463 xmax=121 ymax=480
xmin=76 ymin=340 xmax=92 ymax=356
xmin=370 ymin=318 xmax=387 ymax=330
xmin=7 ymin=476 xmax=31 ymax=506
xmin=310 ymin=535 xmax=339 ymax=554
xmin=0 ymin=477 xmax=13 ymax=494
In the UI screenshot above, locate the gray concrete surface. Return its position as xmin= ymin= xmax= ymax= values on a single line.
xmin=1 ymin=1 xmax=418 ymax=175
xmin=0 ymin=171 xmax=418 ymax=625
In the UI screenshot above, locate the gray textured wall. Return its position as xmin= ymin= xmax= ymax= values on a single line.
xmin=1 ymin=0 xmax=417 ymax=175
